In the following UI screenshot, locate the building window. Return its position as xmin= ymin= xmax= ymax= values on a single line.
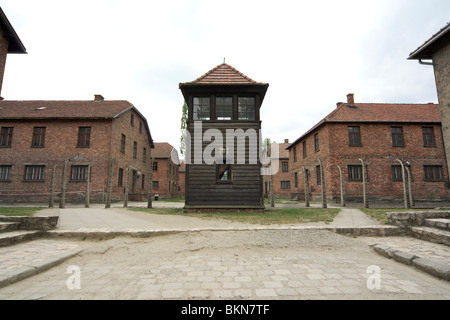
xmin=0 ymin=165 xmax=12 ymax=181
xmin=316 ymin=165 xmax=321 ymax=185
xmin=282 ymin=161 xmax=288 ymax=172
xmin=302 ymin=141 xmax=307 ymax=158
xmin=293 ymin=147 xmax=297 ymax=162
xmin=133 ymin=141 xmax=137 ymax=159
xmin=153 ymin=162 xmax=158 ymax=171
xmin=153 ymin=180 xmax=159 ymax=189
xmin=31 ymin=127 xmax=46 ymax=147
xmin=217 ymin=163 xmax=232 ymax=182
xmin=142 ymin=174 xmax=145 ymax=189
xmin=294 ymin=172 xmax=298 ymax=188
xmin=120 ymin=134 xmax=126 ymax=153
xmin=71 ymin=165 xmax=89 ymax=181
xmin=391 ymin=126 xmax=404 ymax=147
xmin=281 ymin=181 xmax=291 ymax=189
xmin=314 ymin=133 xmax=320 ymax=152
xmin=423 ymin=127 xmax=436 ymax=147
xmin=216 ymin=97 xmax=233 ymax=120
xmin=348 ymin=165 xmax=363 ymax=181
xmin=238 ymin=97 xmax=255 ymax=120
xmin=392 ymin=165 xmax=403 ymax=181
xmin=139 ymin=122 xmax=143 ymax=134
xmin=77 ymin=127 xmax=91 ymax=147
xmin=143 ymin=148 xmax=147 ymax=163
xmin=24 ymin=165 xmax=45 ymax=181
xmin=130 ymin=113 xmax=135 ymax=126
xmin=118 ymin=168 xmax=123 ymax=187
xmin=0 ymin=127 xmax=13 ymax=147
xmin=193 ymin=97 xmax=210 ymax=120
xmin=348 ymin=126 xmax=361 ymax=146
xmin=424 ymin=165 xmax=443 ymax=181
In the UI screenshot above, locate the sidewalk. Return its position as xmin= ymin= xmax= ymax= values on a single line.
xmin=0 ymin=203 xmax=449 ymax=299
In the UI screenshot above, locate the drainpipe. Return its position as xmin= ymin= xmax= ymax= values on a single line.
xmin=418 ymin=59 xmax=433 ymax=66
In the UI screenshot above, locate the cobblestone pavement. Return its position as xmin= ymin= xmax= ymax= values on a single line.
xmin=0 ymin=230 xmax=449 ymax=300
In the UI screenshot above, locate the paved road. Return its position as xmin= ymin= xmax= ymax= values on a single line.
xmin=0 ymin=203 xmax=449 ymax=302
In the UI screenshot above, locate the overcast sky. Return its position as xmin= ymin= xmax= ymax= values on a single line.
xmin=1 ymin=0 xmax=449 ymax=155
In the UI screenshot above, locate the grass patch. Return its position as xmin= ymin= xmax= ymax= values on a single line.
xmin=0 ymin=207 xmax=43 ymax=216
xmin=360 ymin=207 xmax=449 ymax=224
xmin=153 ymin=198 xmax=185 ymax=203
xmin=130 ymin=207 xmax=340 ymax=225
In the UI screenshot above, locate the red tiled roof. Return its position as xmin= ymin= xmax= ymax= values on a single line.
xmin=180 ymin=63 xmax=268 ymax=86
xmin=328 ymin=103 xmax=440 ymax=123
xmin=288 ymin=102 xmax=441 ymax=149
xmin=409 ymin=22 xmax=450 ymax=60
xmin=153 ymin=142 xmax=176 ymax=159
xmin=0 ymin=100 xmax=134 ymax=119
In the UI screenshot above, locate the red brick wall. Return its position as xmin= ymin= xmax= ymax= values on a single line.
xmin=0 ymin=108 xmax=153 ymax=203
xmin=0 ymin=119 xmax=112 ymax=202
xmin=110 ymin=109 xmax=152 ymax=201
xmin=0 ymin=27 xmax=9 ymax=96
xmin=152 ymin=157 xmax=180 ymax=198
xmin=290 ymin=122 xmax=450 ymax=203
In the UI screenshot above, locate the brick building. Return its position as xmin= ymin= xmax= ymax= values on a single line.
xmin=152 ymin=142 xmax=181 ymax=199
xmin=0 ymin=97 xmax=154 ymax=205
xmin=287 ymin=93 xmax=449 ymax=206
xmin=409 ymin=23 xmax=450 ymax=178
xmin=263 ymin=140 xmax=291 ymax=198
xmin=0 ymin=7 xmax=27 ymax=97
xmin=179 ymin=160 xmax=186 ymax=197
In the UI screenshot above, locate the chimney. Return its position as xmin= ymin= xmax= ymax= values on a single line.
xmin=284 ymin=139 xmax=289 ymax=144
xmin=336 ymin=102 xmax=344 ymax=108
xmin=347 ymin=93 xmax=354 ymax=104
xmin=94 ymin=94 xmax=104 ymax=102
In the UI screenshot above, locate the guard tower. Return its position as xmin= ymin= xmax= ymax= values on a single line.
xmin=179 ymin=63 xmax=269 ymax=212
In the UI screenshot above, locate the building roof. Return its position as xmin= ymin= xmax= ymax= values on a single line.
xmin=179 ymin=63 xmax=269 ymax=105
xmin=270 ymin=142 xmax=291 ymax=159
xmin=0 ymin=99 xmax=135 ymax=119
xmin=287 ymin=99 xmax=441 ymax=149
xmin=0 ymin=98 xmax=154 ymax=147
xmin=153 ymin=142 xmax=180 ymax=165
xmin=409 ymin=22 xmax=450 ymax=60
xmin=0 ymin=7 xmax=26 ymax=54
xmin=180 ymin=63 xmax=269 ymax=86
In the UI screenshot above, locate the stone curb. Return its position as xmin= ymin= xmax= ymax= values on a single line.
xmin=0 ymin=248 xmax=83 ymax=289
xmin=43 ymin=225 xmax=404 ymax=240
xmin=370 ymin=244 xmax=450 ymax=281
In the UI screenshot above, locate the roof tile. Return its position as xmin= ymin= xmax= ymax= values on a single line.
xmin=180 ymin=63 xmax=268 ymax=86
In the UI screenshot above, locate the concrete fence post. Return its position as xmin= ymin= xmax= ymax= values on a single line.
xmin=359 ymin=158 xmax=369 ymax=208
xmin=124 ymin=165 xmax=131 ymax=208
xmin=49 ymin=165 xmax=56 ymax=208
xmin=405 ymin=164 xmax=415 ymax=208
xmin=85 ymin=164 xmax=91 ymax=208
xmin=318 ymin=158 xmax=327 ymax=208
xmin=105 ymin=158 xmax=115 ymax=209
xmin=59 ymin=160 xmax=68 ymax=209
xmin=337 ymin=165 xmax=345 ymax=207
xmin=147 ymin=157 xmax=154 ymax=208
xmin=302 ymin=166 xmax=310 ymax=207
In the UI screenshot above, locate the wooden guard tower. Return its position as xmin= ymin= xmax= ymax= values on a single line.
xmin=179 ymin=63 xmax=269 ymax=212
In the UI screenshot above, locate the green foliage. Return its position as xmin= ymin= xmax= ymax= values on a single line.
xmin=180 ymin=101 xmax=188 ymax=157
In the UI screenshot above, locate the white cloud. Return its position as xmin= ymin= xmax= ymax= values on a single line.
xmin=1 ymin=0 xmax=449 ymax=152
